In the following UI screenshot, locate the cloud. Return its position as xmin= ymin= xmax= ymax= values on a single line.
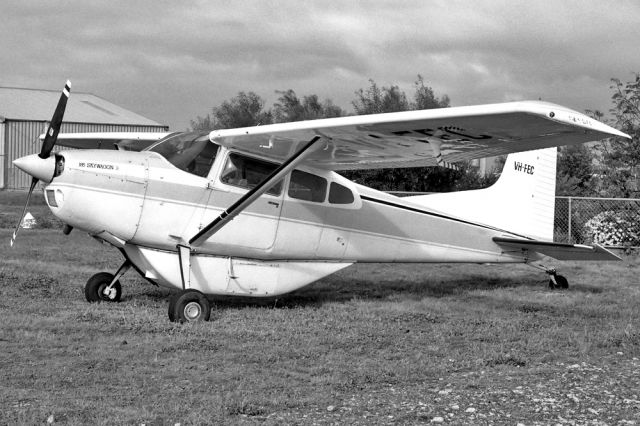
xmin=1 ymin=0 xmax=638 ymax=129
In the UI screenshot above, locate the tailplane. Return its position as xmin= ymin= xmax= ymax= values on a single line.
xmin=408 ymin=148 xmax=557 ymax=241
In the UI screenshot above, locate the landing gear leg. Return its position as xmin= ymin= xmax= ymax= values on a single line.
xmin=527 ymin=263 xmax=569 ymax=290
xmin=85 ymin=260 xmax=131 ymax=303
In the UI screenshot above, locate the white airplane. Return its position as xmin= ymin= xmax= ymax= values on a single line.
xmin=11 ymin=81 xmax=630 ymax=322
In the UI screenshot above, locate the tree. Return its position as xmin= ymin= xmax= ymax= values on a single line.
xmin=595 ymin=73 xmax=640 ymax=197
xmin=556 ymin=144 xmax=597 ymax=196
xmin=191 ymin=91 xmax=272 ymax=131
xmin=413 ymin=74 xmax=450 ymax=109
xmin=190 ymin=114 xmax=215 ymax=131
xmin=273 ymin=89 xmax=344 ymax=123
xmin=344 ymin=76 xmax=493 ymax=192
xmin=352 ymin=80 xmax=409 ymax=114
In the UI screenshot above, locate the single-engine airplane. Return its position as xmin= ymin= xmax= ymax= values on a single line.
xmin=11 ymin=81 xmax=630 ymax=322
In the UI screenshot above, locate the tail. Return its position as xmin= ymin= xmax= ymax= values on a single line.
xmin=408 ymin=148 xmax=557 ymax=241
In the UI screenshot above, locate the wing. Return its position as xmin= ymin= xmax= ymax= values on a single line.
xmin=493 ymin=237 xmax=621 ymax=261
xmin=43 ymin=132 xmax=172 ymax=151
xmin=209 ymin=101 xmax=629 ymax=171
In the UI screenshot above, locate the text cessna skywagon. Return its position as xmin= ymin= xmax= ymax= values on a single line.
xmin=11 ymin=81 xmax=630 ymax=322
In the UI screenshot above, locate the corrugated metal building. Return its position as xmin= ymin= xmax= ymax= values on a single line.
xmin=0 ymin=86 xmax=169 ymax=189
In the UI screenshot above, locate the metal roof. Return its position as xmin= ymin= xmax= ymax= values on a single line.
xmin=0 ymin=86 xmax=164 ymax=126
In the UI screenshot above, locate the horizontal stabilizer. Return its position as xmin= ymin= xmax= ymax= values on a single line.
xmin=493 ymin=237 xmax=621 ymax=261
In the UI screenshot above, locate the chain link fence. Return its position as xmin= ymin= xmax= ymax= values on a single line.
xmin=555 ymin=197 xmax=640 ymax=248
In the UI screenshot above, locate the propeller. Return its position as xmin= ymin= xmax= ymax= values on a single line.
xmin=10 ymin=80 xmax=71 ymax=247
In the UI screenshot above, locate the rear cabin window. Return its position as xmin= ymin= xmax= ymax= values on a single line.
xmin=328 ymin=182 xmax=355 ymax=204
xmin=288 ymin=170 xmax=327 ymax=202
xmin=148 ymin=132 xmax=218 ymax=178
xmin=220 ymin=153 xmax=282 ymax=195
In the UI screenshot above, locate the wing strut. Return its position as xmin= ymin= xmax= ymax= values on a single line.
xmin=189 ymin=136 xmax=322 ymax=247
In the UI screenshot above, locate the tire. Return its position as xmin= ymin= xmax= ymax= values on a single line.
xmin=555 ymin=275 xmax=569 ymax=289
xmin=170 ymin=290 xmax=211 ymax=323
xmin=85 ymin=272 xmax=122 ymax=303
xmin=167 ymin=293 xmax=179 ymax=322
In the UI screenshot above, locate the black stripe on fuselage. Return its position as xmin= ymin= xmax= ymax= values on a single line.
xmin=360 ymin=194 xmax=531 ymax=240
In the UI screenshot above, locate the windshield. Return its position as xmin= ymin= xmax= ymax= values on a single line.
xmin=147 ymin=132 xmax=218 ymax=178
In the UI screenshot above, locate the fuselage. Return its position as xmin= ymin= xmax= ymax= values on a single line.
xmin=33 ymin=132 xmax=533 ymax=295
xmin=44 ymin=143 xmax=525 ymax=262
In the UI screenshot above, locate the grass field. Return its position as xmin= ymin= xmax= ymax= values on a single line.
xmin=1 ymin=191 xmax=639 ymax=425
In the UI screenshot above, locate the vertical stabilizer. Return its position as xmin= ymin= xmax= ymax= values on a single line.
xmin=408 ymin=148 xmax=557 ymax=241
xmin=488 ymin=147 xmax=557 ymax=240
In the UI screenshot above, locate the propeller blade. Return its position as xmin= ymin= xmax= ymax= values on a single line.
xmin=11 ymin=80 xmax=70 ymax=247
xmin=40 ymin=80 xmax=71 ymax=159
xmin=10 ymin=177 xmax=39 ymax=247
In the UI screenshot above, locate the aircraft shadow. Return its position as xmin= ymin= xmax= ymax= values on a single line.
xmin=204 ymin=274 xmax=543 ymax=310
xmin=128 ymin=270 xmax=603 ymax=310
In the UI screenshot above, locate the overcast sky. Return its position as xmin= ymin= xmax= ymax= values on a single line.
xmin=1 ymin=0 xmax=638 ymax=130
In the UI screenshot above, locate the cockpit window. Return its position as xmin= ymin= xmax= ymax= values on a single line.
xmin=148 ymin=132 xmax=218 ymax=177
xmin=220 ymin=153 xmax=282 ymax=195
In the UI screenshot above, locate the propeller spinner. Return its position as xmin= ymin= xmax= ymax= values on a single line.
xmin=10 ymin=80 xmax=71 ymax=247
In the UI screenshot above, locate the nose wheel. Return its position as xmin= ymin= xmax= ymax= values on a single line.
xmin=85 ymin=272 xmax=122 ymax=302
xmin=84 ymin=260 xmax=131 ymax=303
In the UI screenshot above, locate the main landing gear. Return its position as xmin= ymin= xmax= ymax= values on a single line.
xmin=167 ymin=290 xmax=211 ymax=323
xmin=83 ymin=260 xmax=212 ymax=323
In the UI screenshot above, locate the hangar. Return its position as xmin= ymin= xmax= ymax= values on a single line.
xmin=0 ymin=85 xmax=169 ymax=190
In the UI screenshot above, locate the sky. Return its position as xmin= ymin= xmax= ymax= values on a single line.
xmin=1 ymin=0 xmax=638 ymax=131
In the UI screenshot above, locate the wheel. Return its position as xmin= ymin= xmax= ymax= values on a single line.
xmin=169 ymin=290 xmax=211 ymax=323
xmin=555 ymin=275 xmax=569 ymax=289
xmin=548 ymin=273 xmax=569 ymax=290
xmin=85 ymin=272 xmax=122 ymax=303
xmin=167 ymin=293 xmax=179 ymax=322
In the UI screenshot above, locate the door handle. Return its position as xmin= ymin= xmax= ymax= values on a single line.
xmin=268 ymin=201 xmax=280 ymax=207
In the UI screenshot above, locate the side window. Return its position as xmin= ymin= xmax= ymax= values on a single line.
xmin=288 ymin=170 xmax=327 ymax=202
xmin=328 ymin=182 xmax=355 ymax=204
xmin=220 ymin=153 xmax=282 ymax=195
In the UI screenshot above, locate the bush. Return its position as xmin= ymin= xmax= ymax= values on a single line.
xmin=584 ymin=211 xmax=640 ymax=247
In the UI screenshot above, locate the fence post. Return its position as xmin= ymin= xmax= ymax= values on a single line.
xmin=568 ymin=197 xmax=572 ymax=243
